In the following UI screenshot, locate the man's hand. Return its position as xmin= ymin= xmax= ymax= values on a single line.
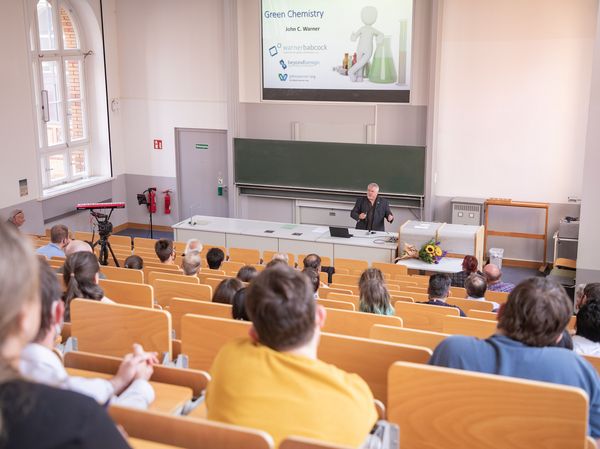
xmin=110 ymin=344 xmax=158 ymax=394
xmin=387 ymin=214 xmax=394 ymax=223
xmin=359 ymin=213 xmax=367 ymax=220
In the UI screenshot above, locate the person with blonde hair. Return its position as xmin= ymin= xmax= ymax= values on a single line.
xmin=0 ymin=221 xmax=130 ymax=447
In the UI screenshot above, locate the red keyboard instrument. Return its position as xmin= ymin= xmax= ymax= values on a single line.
xmin=76 ymin=202 xmax=125 ymax=210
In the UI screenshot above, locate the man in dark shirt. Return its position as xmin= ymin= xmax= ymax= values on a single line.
xmin=350 ymin=183 xmax=394 ymax=232
xmin=418 ymin=273 xmax=466 ymax=316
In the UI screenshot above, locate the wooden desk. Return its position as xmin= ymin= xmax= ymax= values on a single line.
xmin=66 ymin=368 xmax=192 ymax=414
xmin=129 ymin=438 xmax=184 ymax=449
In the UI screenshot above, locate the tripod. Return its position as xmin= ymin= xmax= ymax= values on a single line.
xmin=89 ymin=209 xmax=120 ymax=267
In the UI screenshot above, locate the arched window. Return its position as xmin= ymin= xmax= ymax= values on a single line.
xmin=30 ymin=0 xmax=91 ymax=188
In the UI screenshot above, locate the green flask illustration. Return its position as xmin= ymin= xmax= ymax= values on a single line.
xmin=369 ymin=36 xmax=397 ymax=84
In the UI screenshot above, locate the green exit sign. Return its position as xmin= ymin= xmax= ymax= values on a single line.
xmin=195 ymin=143 xmax=208 ymax=150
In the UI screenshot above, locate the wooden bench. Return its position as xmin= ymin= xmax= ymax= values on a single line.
xmin=110 ymin=406 xmax=274 ymax=449
xmin=469 ymin=309 xmax=498 ymax=321
xmin=280 ymin=437 xmax=353 ymax=449
xmin=170 ymin=298 xmax=232 ymax=336
xmin=442 ymin=315 xmax=497 ymax=338
xmin=388 ymin=361 xmax=589 ymax=449
xmin=101 ymin=265 xmax=144 ymax=283
xmin=147 ymin=271 xmax=192 ymax=286
xmin=371 ymin=262 xmax=408 ymax=277
xmin=154 ymin=280 xmax=212 ymax=308
xmin=325 ymin=292 xmax=359 ymax=309
xmin=220 ymin=261 xmax=245 ymax=276
xmin=394 ymin=301 xmax=460 ymax=332
xmin=334 ymin=258 xmax=368 ymax=273
xmin=446 ymin=297 xmax=495 ymax=313
xmin=318 ymin=287 xmax=354 ymax=299
xmin=370 ymin=324 xmax=449 ymax=351
xmin=70 ymin=299 xmax=172 ymax=359
xmin=321 ymin=308 xmax=403 ymax=338
xmin=99 ymin=279 xmax=154 ymax=308
xmin=316 ymin=298 xmax=355 ymax=311
xmin=228 ymin=248 xmax=260 ymax=265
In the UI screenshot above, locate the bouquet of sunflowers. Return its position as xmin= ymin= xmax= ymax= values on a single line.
xmin=419 ymin=239 xmax=447 ymax=264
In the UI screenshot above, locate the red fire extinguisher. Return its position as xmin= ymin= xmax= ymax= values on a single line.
xmin=163 ymin=190 xmax=172 ymax=215
xmin=148 ymin=188 xmax=157 ymax=214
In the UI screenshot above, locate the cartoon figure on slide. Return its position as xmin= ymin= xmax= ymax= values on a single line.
xmin=348 ymin=6 xmax=383 ymax=82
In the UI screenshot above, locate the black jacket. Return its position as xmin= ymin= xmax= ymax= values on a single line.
xmin=350 ymin=196 xmax=393 ymax=231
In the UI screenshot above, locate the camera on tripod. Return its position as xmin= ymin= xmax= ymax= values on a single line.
xmin=96 ymin=218 xmax=113 ymax=237
xmin=76 ymin=202 xmax=126 ymax=266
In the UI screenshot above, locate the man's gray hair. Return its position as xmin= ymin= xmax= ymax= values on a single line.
xmin=184 ymin=238 xmax=203 ymax=255
xmin=367 ymin=183 xmax=379 ymax=190
xmin=182 ymin=251 xmax=202 ymax=275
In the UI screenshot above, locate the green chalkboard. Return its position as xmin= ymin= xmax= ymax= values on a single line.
xmin=234 ymin=138 xmax=425 ymax=196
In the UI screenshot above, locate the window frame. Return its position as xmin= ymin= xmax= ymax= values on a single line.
xmin=30 ymin=0 xmax=91 ymax=189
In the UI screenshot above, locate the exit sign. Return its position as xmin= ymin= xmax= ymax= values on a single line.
xmin=195 ymin=143 xmax=208 ymax=151
xmin=153 ymin=139 xmax=163 ymax=150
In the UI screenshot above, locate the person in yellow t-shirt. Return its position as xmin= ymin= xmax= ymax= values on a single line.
xmin=206 ymin=265 xmax=378 ymax=447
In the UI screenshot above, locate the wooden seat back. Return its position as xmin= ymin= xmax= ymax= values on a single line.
xmin=329 ymin=283 xmax=359 ymax=295
xmin=144 ymin=261 xmax=181 ymax=271
xmin=316 ymin=298 xmax=355 ymax=311
xmin=486 ymin=290 xmax=510 ymax=304
xmin=109 ymin=234 xmax=132 ymax=247
xmin=280 ymin=436 xmax=353 ymax=449
xmin=447 ymin=297 xmax=495 ymax=313
xmin=388 ymin=361 xmax=588 ymax=449
xmin=442 ymin=315 xmax=497 ymax=338
xmin=319 ymin=287 xmax=354 ymax=298
xmin=396 ymin=291 xmax=429 ymax=302
xmin=390 ymin=295 xmax=415 ymax=304
xmin=334 ymin=258 xmax=368 ymax=272
xmin=394 ymin=301 xmax=460 ymax=332
xmin=469 ymin=309 xmax=498 ymax=321
xmin=74 ymin=231 xmax=93 ymax=242
xmin=220 ymin=261 xmax=245 ymax=276
xmin=228 ymin=248 xmax=260 ymax=265
xmin=98 ymin=279 xmax=154 ymax=308
xmin=154 ymin=280 xmax=212 ymax=308
xmin=583 ymin=355 xmax=600 ymax=376
xmin=148 ymin=270 xmax=196 ymax=286
xmin=100 ymin=265 xmax=144 ymax=283
xmin=298 ymin=254 xmax=331 ymax=267
xmin=371 ymin=262 xmax=408 ymax=277
xmin=322 ymin=308 xmax=403 ymax=338
xmin=325 ymin=292 xmax=359 ymax=309
xmin=262 ymin=251 xmax=295 ymax=267
xmin=64 ymin=351 xmax=209 ymax=397
xmin=133 ymin=237 xmax=159 ymax=250
xmin=70 ymin=299 xmax=172 ymax=358
xmin=202 ymin=277 xmax=228 ymax=292
xmin=370 ymin=324 xmax=449 ymax=351
xmin=394 ymin=274 xmax=429 ymax=286
xmin=109 ymin=406 xmax=274 ymax=449
xmin=331 ymin=274 xmax=359 ymax=286
xmin=171 ymin=298 xmax=233 ymax=336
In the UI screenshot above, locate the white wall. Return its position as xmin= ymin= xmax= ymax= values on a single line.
xmin=115 ymin=0 xmax=229 ymax=178
xmin=434 ymin=0 xmax=596 ymax=203
xmin=0 ymin=0 xmax=40 ymax=209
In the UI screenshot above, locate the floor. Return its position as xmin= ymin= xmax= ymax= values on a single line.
xmin=114 ymin=228 xmax=173 ymax=240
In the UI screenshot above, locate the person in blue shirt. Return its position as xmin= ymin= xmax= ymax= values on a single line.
xmin=430 ymin=277 xmax=600 ymax=441
xmin=36 ymin=224 xmax=70 ymax=259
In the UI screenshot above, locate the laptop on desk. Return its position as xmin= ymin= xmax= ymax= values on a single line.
xmin=329 ymin=226 xmax=353 ymax=238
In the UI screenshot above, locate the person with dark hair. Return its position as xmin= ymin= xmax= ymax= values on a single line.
xmin=465 ymin=273 xmax=499 ymax=312
xmin=449 ymin=255 xmax=481 ymax=287
xmin=154 ymin=239 xmax=175 ymax=264
xmin=418 ymin=273 xmax=466 ymax=316
xmin=124 ymin=255 xmax=144 ymax=270
xmin=206 ymin=247 xmax=225 ymax=270
xmin=573 ymin=301 xmax=600 ymax=356
xmin=36 ymin=224 xmax=71 ymax=259
xmin=231 ymin=288 xmax=249 ymax=321
xmin=359 ymin=279 xmax=394 ymax=315
xmin=430 ymin=277 xmax=600 ymax=440
xmin=576 ymin=283 xmax=600 ymax=309
xmin=182 ymin=252 xmax=202 ymax=276
xmin=21 ymin=259 xmax=156 ymax=408
xmin=206 ymin=266 xmax=377 ymax=447
xmin=62 ymin=252 xmax=114 ymax=321
xmin=303 ymin=253 xmax=321 ymax=271
xmin=483 ymin=263 xmax=515 ymax=293
xmin=350 ymin=183 xmax=393 ymax=232
xmin=212 ymin=278 xmax=243 ymax=305
xmin=237 ymin=265 xmax=258 ymax=283
xmin=0 ymin=221 xmax=131 ymax=448
xmin=302 ymin=267 xmax=320 ymax=298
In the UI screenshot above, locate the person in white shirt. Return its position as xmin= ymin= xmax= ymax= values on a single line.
xmin=20 ymin=260 xmax=157 ymax=408
xmin=573 ymin=300 xmax=600 ymax=356
xmin=465 ymin=273 xmax=500 ymax=312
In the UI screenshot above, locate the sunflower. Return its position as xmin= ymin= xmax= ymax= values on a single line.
xmin=425 ymin=245 xmax=435 ymax=254
xmin=435 ymin=247 xmax=442 ymax=256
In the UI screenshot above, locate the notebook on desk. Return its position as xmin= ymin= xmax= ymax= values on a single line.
xmin=329 ymin=226 xmax=353 ymax=238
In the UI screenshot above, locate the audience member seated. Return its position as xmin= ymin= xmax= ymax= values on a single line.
xmin=576 ymin=283 xmax=600 ymax=310
xmin=21 ymin=259 xmax=156 ymax=409
xmin=573 ymin=301 xmax=600 ymax=356
xmin=212 ymin=278 xmax=243 ymax=305
xmin=154 ymin=239 xmax=175 ymax=265
xmin=0 ymin=221 xmax=130 ymax=448
xmin=237 ymin=265 xmax=258 ymax=283
xmin=62 ymin=252 xmax=114 ymax=321
xmin=430 ymin=277 xmax=600 ymax=440
xmin=303 ymin=253 xmax=321 ymax=272
xmin=359 ymin=279 xmax=394 ymax=315
xmin=359 ymin=267 xmax=384 ymax=286
xmin=206 ymin=247 xmax=225 ymax=270
xmin=36 ymin=224 xmax=70 ymax=259
xmin=6 ymin=209 xmax=25 ymax=230
xmin=302 ymin=268 xmax=320 ymax=299
xmin=483 ymin=263 xmax=515 ymax=293
xmin=231 ymin=288 xmax=249 ymax=321
xmin=450 ymin=255 xmax=482 ymax=287
xmin=418 ymin=273 xmax=466 ymax=316
xmin=183 ymin=238 xmax=203 ymax=256
xmin=124 ymin=255 xmax=144 ymax=270
xmin=266 ymin=258 xmax=288 ymax=269
xmin=182 ymin=252 xmax=202 ymax=276
xmin=206 ymin=266 xmax=378 ymax=447
xmin=465 ymin=273 xmax=499 ymax=312
xmin=65 ymin=239 xmax=92 ymax=256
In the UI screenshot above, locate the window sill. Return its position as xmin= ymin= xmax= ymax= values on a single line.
xmin=41 ymin=176 xmax=114 ymax=200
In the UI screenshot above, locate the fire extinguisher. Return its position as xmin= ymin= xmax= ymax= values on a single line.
xmin=163 ymin=190 xmax=172 ymax=215
xmin=148 ymin=188 xmax=157 ymax=214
